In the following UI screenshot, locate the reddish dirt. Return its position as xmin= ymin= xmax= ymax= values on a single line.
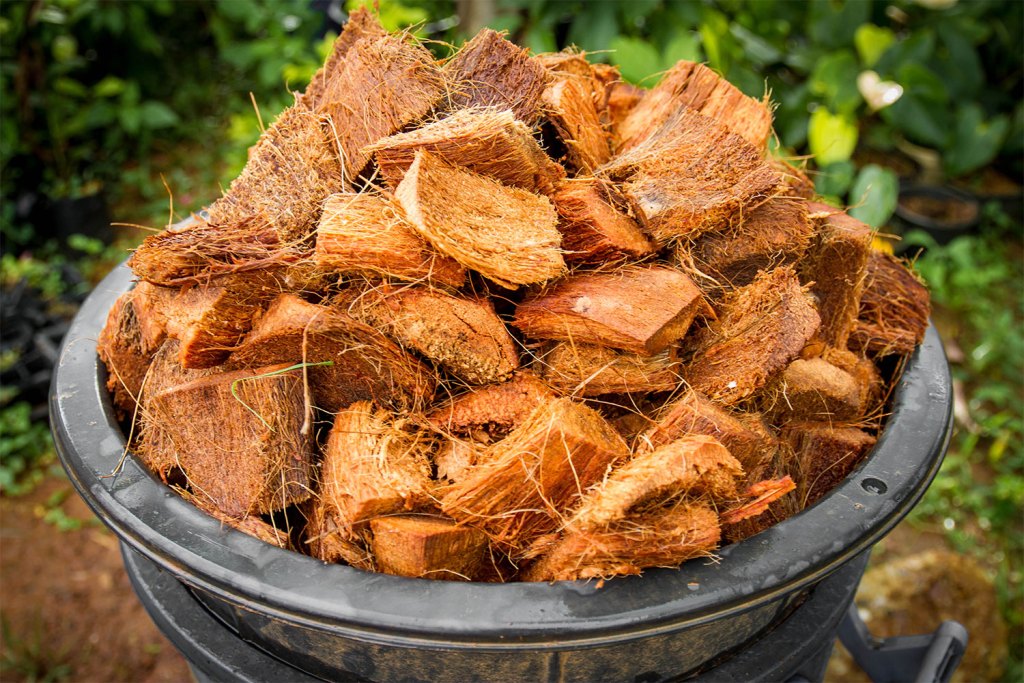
xmin=0 ymin=477 xmax=191 ymax=683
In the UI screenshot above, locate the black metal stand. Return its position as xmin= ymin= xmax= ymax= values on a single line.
xmin=837 ymin=604 xmax=968 ymax=683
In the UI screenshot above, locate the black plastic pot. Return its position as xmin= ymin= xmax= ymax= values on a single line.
xmin=894 ymin=185 xmax=980 ymax=246
xmin=51 ymin=263 xmax=954 ymax=683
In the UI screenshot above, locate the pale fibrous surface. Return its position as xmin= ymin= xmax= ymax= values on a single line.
xmin=97 ymin=12 xmax=931 ymax=583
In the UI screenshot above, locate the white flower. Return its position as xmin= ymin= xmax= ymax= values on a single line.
xmin=857 ymin=71 xmax=904 ymax=111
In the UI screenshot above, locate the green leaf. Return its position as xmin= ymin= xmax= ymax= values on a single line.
xmin=662 ymin=33 xmax=702 ymax=67
xmin=523 ymin=23 xmax=557 ymax=56
xmin=808 ymin=107 xmax=858 ymax=167
xmin=807 ymin=0 xmax=870 ymax=49
xmin=934 ymin=22 xmax=983 ymax=101
xmin=881 ymin=94 xmax=950 ymax=150
xmin=699 ymin=9 xmax=731 ymax=74
xmin=119 ymin=106 xmax=142 ymax=136
xmin=809 ymin=50 xmax=862 ymax=114
xmin=854 ymin=24 xmax=895 ymax=68
xmin=874 ymin=29 xmax=935 ymax=79
xmin=92 ymin=76 xmax=125 ymax=98
xmin=848 ymin=164 xmax=898 ymax=228
xmin=53 ymin=77 xmax=88 ymax=98
xmin=815 ymin=161 xmax=856 ymax=197
xmin=567 ymin=1 xmax=619 ymax=53
xmin=609 ymin=37 xmax=661 ymax=85
xmin=944 ymin=105 xmax=1010 ymax=178
xmin=139 ymin=101 xmax=180 ymax=129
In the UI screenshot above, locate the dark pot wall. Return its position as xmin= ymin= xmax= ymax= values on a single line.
xmin=50 ymin=263 xmax=953 ymax=682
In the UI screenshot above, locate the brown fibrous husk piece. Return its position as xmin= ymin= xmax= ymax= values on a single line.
xmin=299 ymin=8 xmax=388 ymax=109
xmin=443 ymin=28 xmax=548 ymax=123
xmin=802 ymin=202 xmax=874 ymax=348
xmin=440 ymin=397 xmax=629 ymax=555
xmin=312 ymin=401 xmax=433 ymax=547
xmin=142 ymin=363 xmax=314 ymax=517
xmin=97 ymin=290 xmax=152 ymax=418
xmin=772 ymin=158 xmax=816 ymax=200
xmin=135 ymin=271 xmax=280 ymax=370
xmin=314 ymin=192 xmax=466 ymax=288
xmin=784 ymin=421 xmax=877 ymax=508
xmin=128 ymin=216 xmax=296 ymax=287
xmin=514 ymin=265 xmax=708 ymax=355
xmin=551 ymin=177 xmax=654 ymax=264
xmin=522 ymin=503 xmax=721 ymax=581
xmin=541 ymin=70 xmax=611 ymax=173
xmin=343 ymin=284 xmax=520 ymax=385
xmin=600 ymin=108 xmax=781 ymax=244
xmin=821 ymin=345 xmax=885 ymax=421
xmin=849 ymin=251 xmax=931 ymax=358
xmin=395 ymin=149 xmax=565 ymax=288
xmin=616 ymin=60 xmax=772 ymax=153
xmin=206 ymin=101 xmax=343 ymax=243
xmin=761 ymin=357 xmax=865 ymax=423
xmin=230 ymin=293 xmax=436 ymax=412
xmin=570 ymin=435 xmax=743 ymax=531
xmin=315 ymin=30 xmax=445 ymax=184
xmin=684 ymin=266 xmax=821 ymax=404
xmin=637 ymin=390 xmax=777 ymax=473
xmin=593 ymin=64 xmax=645 ymax=147
xmin=681 ymin=196 xmax=813 ymax=294
xmin=370 ymin=514 xmax=489 ymax=580
xmin=719 ymin=476 xmax=796 ymax=525
xmin=366 ymin=107 xmax=565 ymax=195
xmin=427 ymin=371 xmax=555 ymax=438
xmin=534 ymin=341 xmax=681 ymax=397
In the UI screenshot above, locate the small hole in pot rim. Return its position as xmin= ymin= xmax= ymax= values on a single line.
xmin=860 ymin=477 xmax=888 ymax=495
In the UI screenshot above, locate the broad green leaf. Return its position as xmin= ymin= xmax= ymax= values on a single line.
xmin=848 ymin=164 xmax=898 ymax=228
xmin=809 ymin=50 xmax=862 ymax=114
xmin=874 ymin=29 xmax=935 ymax=79
xmin=944 ymin=105 xmax=1010 ymax=177
xmin=934 ymin=22 xmax=983 ymax=101
xmin=618 ymin=0 xmax=660 ymax=27
xmin=854 ymin=24 xmax=895 ymax=67
xmin=699 ymin=9 xmax=731 ymax=74
xmin=53 ymin=77 xmax=88 ymax=98
xmin=815 ymin=161 xmax=856 ymax=197
xmin=523 ymin=23 xmax=557 ymax=56
xmin=139 ymin=101 xmax=180 ymax=129
xmin=93 ymin=76 xmax=125 ymax=98
xmin=808 ymin=0 xmax=870 ymax=49
xmin=610 ymin=37 xmax=661 ymax=85
xmin=881 ymin=94 xmax=950 ymax=149
xmin=808 ymin=107 xmax=858 ymax=166
xmin=729 ymin=23 xmax=782 ymax=65
xmin=663 ymin=33 xmax=702 ymax=67
xmin=895 ymin=62 xmax=948 ymax=104
xmin=568 ymin=1 xmax=618 ymax=53
xmin=119 ymin=106 xmax=142 ymax=136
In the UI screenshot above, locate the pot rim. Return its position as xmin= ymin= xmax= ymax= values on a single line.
xmin=50 ymin=263 xmax=952 ymax=646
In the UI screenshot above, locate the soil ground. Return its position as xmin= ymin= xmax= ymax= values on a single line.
xmin=0 ymin=473 xmax=1006 ymax=682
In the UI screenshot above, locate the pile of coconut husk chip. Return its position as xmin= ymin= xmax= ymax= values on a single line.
xmin=97 ymin=11 xmax=931 ymax=583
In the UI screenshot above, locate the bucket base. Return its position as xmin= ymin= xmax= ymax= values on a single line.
xmin=123 ymin=544 xmax=867 ymax=683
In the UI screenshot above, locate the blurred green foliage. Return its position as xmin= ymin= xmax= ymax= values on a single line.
xmin=906 ymin=203 xmax=1024 ymax=680
xmin=1 ymin=0 xmax=327 ymax=245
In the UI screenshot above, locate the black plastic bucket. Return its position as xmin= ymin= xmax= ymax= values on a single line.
xmin=51 ymin=263 xmax=953 ymax=683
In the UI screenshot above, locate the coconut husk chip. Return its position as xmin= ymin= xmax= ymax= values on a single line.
xmin=100 ymin=13 xmax=931 ymax=583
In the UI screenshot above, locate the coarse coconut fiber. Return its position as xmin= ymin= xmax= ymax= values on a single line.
xmin=99 ymin=10 xmax=931 ymax=583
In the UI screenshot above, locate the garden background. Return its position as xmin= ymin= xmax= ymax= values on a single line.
xmin=1 ymin=0 xmax=1021 ymax=681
